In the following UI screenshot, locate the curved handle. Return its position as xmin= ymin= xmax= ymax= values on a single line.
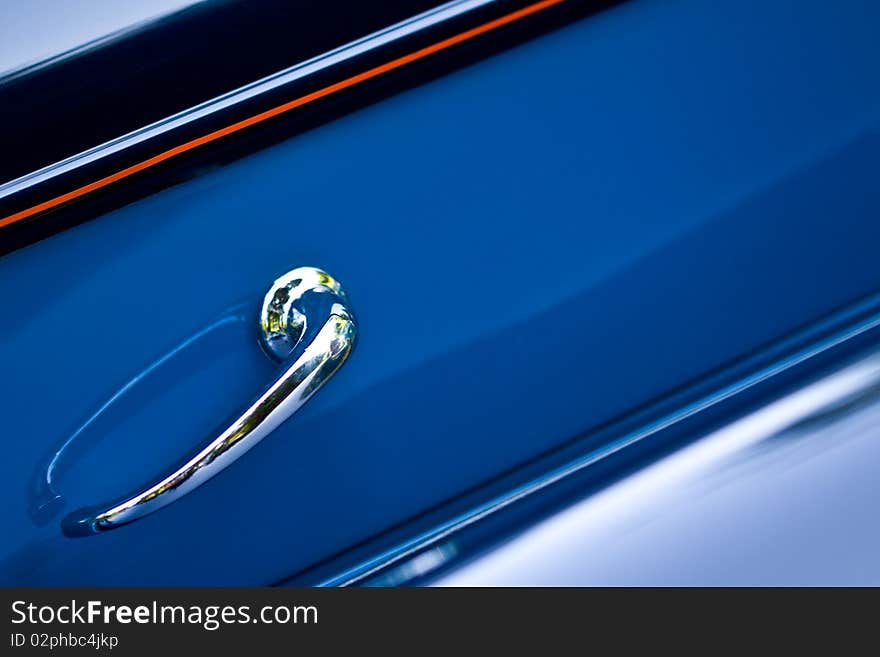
xmin=62 ymin=267 xmax=356 ymax=537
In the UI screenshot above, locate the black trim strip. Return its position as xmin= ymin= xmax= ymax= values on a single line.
xmin=0 ymin=0 xmax=620 ymax=254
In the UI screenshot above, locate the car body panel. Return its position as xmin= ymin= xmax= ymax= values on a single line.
xmin=434 ymin=347 xmax=880 ymax=586
xmin=1 ymin=0 xmax=880 ymax=584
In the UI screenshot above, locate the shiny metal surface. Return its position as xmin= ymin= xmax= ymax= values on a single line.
xmin=62 ymin=267 xmax=356 ymax=536
xmin=434 ymin=345 xmax=880 ymax=586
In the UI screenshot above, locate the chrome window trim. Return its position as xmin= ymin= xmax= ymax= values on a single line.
xmin=0 ymin=0 xmax=502 ymax=198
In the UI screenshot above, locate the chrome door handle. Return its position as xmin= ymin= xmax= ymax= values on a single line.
xmin=62 ymin=267 xmax=356 ymax=536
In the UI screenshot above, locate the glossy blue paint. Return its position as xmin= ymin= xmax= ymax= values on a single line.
xmin=2 ymin=0 xmax=880 ymax=584
xmin=433 ymin=346 xmax=880 ymax=586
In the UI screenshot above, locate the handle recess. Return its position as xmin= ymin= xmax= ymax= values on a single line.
xmin=62 ymin=267 xmax=356 ymax=537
